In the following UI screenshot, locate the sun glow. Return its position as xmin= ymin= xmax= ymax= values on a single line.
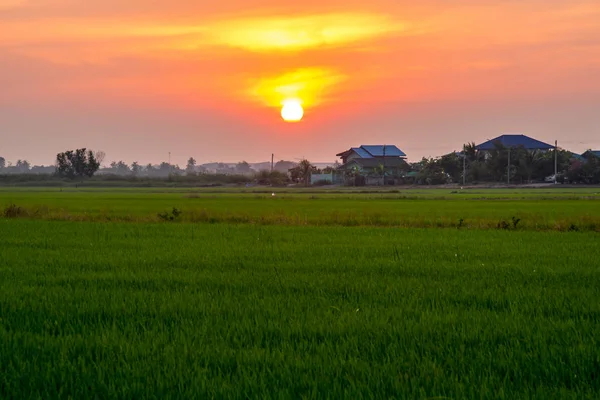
xmin=248 ymin=67 xmax=346 ymax=119
xmin=281 ymin=99 xmax=304 ymax=122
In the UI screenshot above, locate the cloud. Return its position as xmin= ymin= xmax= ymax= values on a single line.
xmin=247 ymin=67 xmax=347 ymax=109
xmin=201 ymin=13 xmax=414 ymax=52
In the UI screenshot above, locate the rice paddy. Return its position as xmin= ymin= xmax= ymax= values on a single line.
xmin=1 ymin=187 xmax=599 ymax=398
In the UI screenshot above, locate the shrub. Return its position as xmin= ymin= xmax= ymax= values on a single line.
xmin=3 ymin=204 xmax=27 ymax=218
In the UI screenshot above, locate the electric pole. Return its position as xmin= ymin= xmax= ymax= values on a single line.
xmin=554 ymin=140 xmax=558 ymax=184
xmin=382 ymin=144 xmax=386 ymax=185
xmin=462 ymin=145 xmax=466 ymax=186
xmin=507 ymin=148 xmax=511 ymax=185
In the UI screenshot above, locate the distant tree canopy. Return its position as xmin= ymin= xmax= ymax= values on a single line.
xmin=186 ymin=157 xmax=197 ymax=175
xmin=131 ymin=161 xmax=141 ymax=175
xmin=55 ymin=148 xmax=100 ymax=178
xmin=236 ymin=161 xmax=251 ymax=174
xmin=289 ymin=159 xmax=317 ymax=186
xmin=411 ymin=142 xmax=587 ymax=185
xmin=274 ymin=160 xmax=296 ymax=173
xmin=0 ymin=157 xmax=5 ymax=169
xmin=108 ymin=161 xmax=131 ymax=175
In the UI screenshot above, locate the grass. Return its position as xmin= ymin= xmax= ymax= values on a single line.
xmin=1 ymin=188 xmax=600 ymax=231
xmin=1 ymin=188 xmax=599 ymax=398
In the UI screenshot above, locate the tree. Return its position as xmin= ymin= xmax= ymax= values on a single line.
xmin=109 ymin=161 xmax=130 ymax=175
xmin=186 ymin=157 xmax=197 ymax=175
xmin=131 ymin=162 xmax=141 ymax=176
xmin=485 ymin=142 xmax=511 ymax=182
xmin=274 ymin=160 xmax=296 ymax=173
xmin=290 ymin=159 xmax=317 ymax=186
xmin=94 ymin=151 xmax=106 ymax=167
xmin=0 ymin=157 xmax=5 ymax=169
xmin=236 ymin=161 xmax=251 ymax=174
xmin=416 ymin=158 xmax=449 ymax=185
xmin=15 ymin=159 xmax=31 ymax=173
xmin=55 ymin=148 xmax=100 ymax=178
xmin=438 ymin=153 xmax=462 ymax=183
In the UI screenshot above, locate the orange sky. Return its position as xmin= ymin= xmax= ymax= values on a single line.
xmin=1 ymin=0 xmax=599 ymax=165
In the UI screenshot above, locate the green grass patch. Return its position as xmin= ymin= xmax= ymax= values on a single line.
xmin=1 ymin=189 xmax=600 ymax=231
xmin=1 ymin=220 xmax=599 ymax=398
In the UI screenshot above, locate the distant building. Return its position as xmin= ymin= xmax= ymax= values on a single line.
xmin=336 ymin=145 xmax=408 ymax=185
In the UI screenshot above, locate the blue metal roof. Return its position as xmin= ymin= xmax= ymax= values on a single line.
xmin=590 ymin=150 xmax=600 ymax=158
xmin=475 ymin=135 xmax=554 ymax=150
xmin=351 ymin=147 xmax=373 ymax=158
xmin=570 ymin=153 xmax=586 ymax=161
xmin=360 ymin=145 xmax=407 ymax=157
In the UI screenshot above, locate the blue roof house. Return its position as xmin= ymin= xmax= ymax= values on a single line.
xmin=336 ymin=145 xmax=407 ymax=164
xmin=336 ymin=145 xmax=408 ymax=185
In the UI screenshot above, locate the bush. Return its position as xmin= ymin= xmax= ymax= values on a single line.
xmin=3 ymin=204 xmax=27 ymax=218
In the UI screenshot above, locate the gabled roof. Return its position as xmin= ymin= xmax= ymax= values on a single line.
xmin=589 ymin=150 xmax=600 ymax=158
xmin=570 ymin=153 xmax=586 ymax=161
xmin=361 ymin=145 xmax=406 ymax=157
xmin=475 ymin=135 xmax=554 ymax=151
xmin=352 ymin=147 xmax=374 ymax=158
xmin=336 ymin=145 xmax=407 ymax=158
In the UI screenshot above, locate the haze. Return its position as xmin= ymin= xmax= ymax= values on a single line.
xmin=1 ymin=0 xmax=599 ymax=166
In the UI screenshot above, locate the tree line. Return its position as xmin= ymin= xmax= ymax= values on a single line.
xmin=1 ymin=144 xmax=600 ymax=185
xmin=410 ymin=143 xmax=600 ymax=185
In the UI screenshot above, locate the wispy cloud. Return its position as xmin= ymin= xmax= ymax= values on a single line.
xmin=202 ymin=13 xmax=414 ymax=52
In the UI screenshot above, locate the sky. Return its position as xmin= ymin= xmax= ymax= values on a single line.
xmin=1 ymin=0 xmax=600 ymax=166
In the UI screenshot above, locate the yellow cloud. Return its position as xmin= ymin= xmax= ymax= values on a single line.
xmin=204 ymin=13 xmax=407 ymax=52
xmin=248 ymin=67 xmax=347 ymax=109
xmin=1 ymin=12 xmax=410 ymax=55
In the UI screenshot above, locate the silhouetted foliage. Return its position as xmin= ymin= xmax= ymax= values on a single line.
xmin=131 ymin=162 xmax=141 ymax=176
xmin=236 ymin=161 xmax=252 ymax=174
xmin=410 ymin=142 xmax=581 ymax=185
xmin=289 ymin=159 xmax=317 ymax=186
xmin=254 ymin=170 xmax=289 ymax=186
xmin=55 ymin=148 xmax=100 ymax=179
xmin=186 ymin=158 xmax=197 ymax=175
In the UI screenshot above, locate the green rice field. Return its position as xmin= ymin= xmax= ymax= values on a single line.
xmin=1 ymin=187 xmax=599 ymax=398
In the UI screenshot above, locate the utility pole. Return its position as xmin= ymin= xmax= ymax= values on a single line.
xmin=507 ymin=148 xmax=511 ymax=185
xmin=462 ymin=144 xmax=466 ymax=186
xmin=554 ymin=140 xmax=558 ymax=184
xmin=271 ymin=153 xmax=274 ymax=172
xmin=382 ymin=144 xmax=386 ymax=186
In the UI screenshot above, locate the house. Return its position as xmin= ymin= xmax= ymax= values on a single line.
xmin=588 ymin=150 xmax=600 ymax=158
xmin=336 ymin=145 xmax=408 ymax=185
xmin=475 ymin=134 xmax=555 ymax=152
xmin=336 ymin=145 xmax=407 ymax=164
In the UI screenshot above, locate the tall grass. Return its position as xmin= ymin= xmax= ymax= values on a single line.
xmin=1 ymin=220 xmax=599 ymax=398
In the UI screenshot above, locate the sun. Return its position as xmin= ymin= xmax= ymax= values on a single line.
xmin=281 ymin=99 xmax=304 ymax=122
